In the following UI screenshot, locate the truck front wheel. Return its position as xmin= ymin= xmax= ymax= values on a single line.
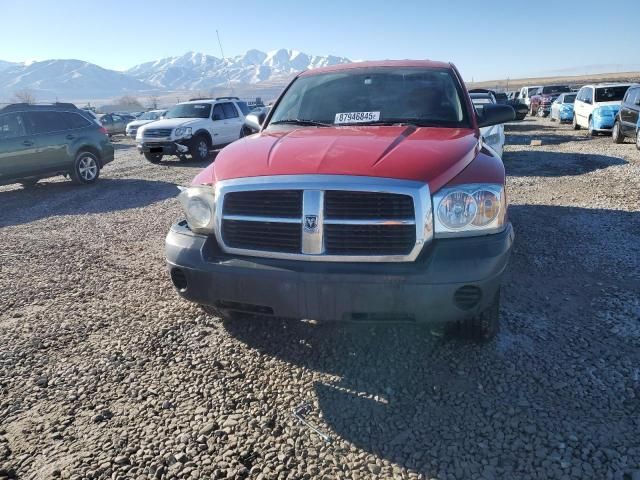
xmin=201 ymin=304 xmax=237 ymax=322
xmin=190 ymin=135 xmax=210 ymax=162
xmin=144 ymin=152 xmax=163 ymax=163
xmin=459 ymin=290 xmax=500 ymax=342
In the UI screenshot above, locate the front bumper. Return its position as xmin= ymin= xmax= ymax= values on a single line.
xmin=165 ymin=221 xmax=514 ymax=323
xmin=137 ymin=140 xmax=189 ymax=156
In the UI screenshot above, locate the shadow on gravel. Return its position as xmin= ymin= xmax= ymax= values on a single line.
xmin=503 ymin=150 xmax=626 ymax=176
xmin=112 ymin=143 xmax=135 ymax=150
xmin=505 ymin=120 xmax=562 ymax=132
xmin=155 ymin=151 xmax=219 ymax=168
xmin=505 ymin=134 xmax=590 ymax=146
xmin=0 ymin=178 xmax=178 ymax=227
xmin=223 ymin=203 xmax=640 ymax=477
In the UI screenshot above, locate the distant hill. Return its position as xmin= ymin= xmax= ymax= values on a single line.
xmin=468 ymin=71 xmax=640 ymax=92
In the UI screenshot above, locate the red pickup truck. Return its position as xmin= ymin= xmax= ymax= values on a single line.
xmin=529 ymin=85 xmax=571 ymax=117
xmin=166 ymin=60 xmax=515 ymax=341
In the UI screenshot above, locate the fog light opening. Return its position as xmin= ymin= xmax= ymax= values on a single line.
xmin=171 ymin=268 xmax=188 ymax=292
xmin=454 ymin=285 xmax=482 ymax=310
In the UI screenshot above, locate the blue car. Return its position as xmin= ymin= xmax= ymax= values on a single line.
xmin=550 ymin=92 xmax=577 ymax=123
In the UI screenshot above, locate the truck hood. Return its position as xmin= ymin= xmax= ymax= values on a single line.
xmin=194 ymin=126 xmax=480 ymax=192
xmin=127 ymin=119 xmax=156 ymax=128
xmin=139 ymin=118 xmax=202 ymax=130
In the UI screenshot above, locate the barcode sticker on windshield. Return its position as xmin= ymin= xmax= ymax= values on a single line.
xmin=334 ymin=111 xmax=380 ymax=124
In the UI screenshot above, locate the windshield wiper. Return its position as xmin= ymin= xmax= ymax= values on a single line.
xmin=270 ymin=119 xmax=332 ymax=127
xmin=338 ymin=119 xmax=445 ymax=128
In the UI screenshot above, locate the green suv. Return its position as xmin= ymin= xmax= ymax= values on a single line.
xmin=0 ymin=103 xmax=115 ymax=187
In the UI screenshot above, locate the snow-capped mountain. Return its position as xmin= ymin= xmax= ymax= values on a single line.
xmin=127 ymin=49 xmax=352 ymax=89
xmin=0 ymin=49 xmax=352 ymax=101
xmin=0 ymin=60 xmax=20 ymax=71
xmin=0 ymin=59 xmax=153 ymax=100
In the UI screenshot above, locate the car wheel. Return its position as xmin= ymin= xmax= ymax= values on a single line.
xmin=588 ymin=117 xmax=597 ymax=136
xmin=458 ymin=290 xmax=500 ymax=342
xmin=612 ymin=121 xmax=624 ymax=144
xmin=19 ymin=178 xmax=39 ymax=188
xmin=144 ymin=152 xmax=163 ymax=164
xmin=70 ymin=151 xmax=100 ymax=184
xmin=636 ymin=129 xmax=640 ymax=150
xmin=572 ymin=115 xmax=580 ymax=130
xmin=190 ymin=135 xmax=210 ymax=162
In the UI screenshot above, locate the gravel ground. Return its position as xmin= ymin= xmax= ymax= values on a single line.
xmin=1 ymin=118 xmax=639 ymax=480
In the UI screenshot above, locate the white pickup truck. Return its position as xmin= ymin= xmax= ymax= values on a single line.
xmin=136 ymin=97 xmax=250 ymax=163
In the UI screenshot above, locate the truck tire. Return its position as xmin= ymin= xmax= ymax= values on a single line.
xmin=612 ymin=121 xmax=624 ymax=144
xmin=458 ymin=290 xmax=500 ymax=341
xmin=70 ymin=150 xmax=100 ymax=184
xmin=636 ymin=129 xmax=640 ymax=150
xmin=144 ymin=152 xmax=163 ymax=163
xmin=190 ymin=134 xmax=210 ymax=162
xmin=200 ymin=304 xmax=236 ymax=322
xmin=19 ymin=178 xmax=39 ymax=188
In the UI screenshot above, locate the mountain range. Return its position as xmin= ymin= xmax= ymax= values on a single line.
xmin=0 ymin=49 xmax=352 ymax=101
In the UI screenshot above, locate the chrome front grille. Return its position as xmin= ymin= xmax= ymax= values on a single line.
xmin=324 ymin=190 xmax=414 ymax=219
xmin=144 ymin=128 xmax=172 ymax=138
xmin=214 ymin=175 xmax=432 ymax=262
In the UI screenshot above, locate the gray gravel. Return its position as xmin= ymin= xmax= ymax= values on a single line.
xmin=1 ymin=119 xmax=639 ymax=480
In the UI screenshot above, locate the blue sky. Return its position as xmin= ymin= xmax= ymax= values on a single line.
xmin=1 ymin=0 xmax=639 ymax=81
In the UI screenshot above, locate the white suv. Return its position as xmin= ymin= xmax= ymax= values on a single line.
xmin=136 ymin=97 xmax=250 ymax=163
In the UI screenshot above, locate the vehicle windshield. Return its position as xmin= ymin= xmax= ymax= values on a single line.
xmin=471 ymin=97 xmax=493 ymax=105
xmin=139 ymin=111 xmax=163 ymax=120
xmin=268 ymin=67 xmax=470 ymax=128
xmin=236 ymin=101 xmax=251 ymax=115
xmin=527 ymin=87 xmax=541 ymax=96
xmin=595 ymin=86 xmax=630 ymax=102
xmin=542 ymin=85 xmax=570 ymax=94
xmin=164 ymin=103 xmax=212 ymax=119
xmin=563 ymin=94 xmax=577 ymax=104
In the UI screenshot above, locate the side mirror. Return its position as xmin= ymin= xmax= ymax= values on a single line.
xmin=212 ymin=114 xmax=222 ymax=121
xmin=243 ymin=112 xmax=264 ymax=134
xmin=635 ymin=99 xmax=640 ymax=106
xmin=477 ymin=104 xmax=515 ymax=128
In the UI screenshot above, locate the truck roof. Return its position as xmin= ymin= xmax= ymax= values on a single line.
xmin=299 ymin=60 xmax=453 ymax=77
xmin=582 ymin=83 xmax=634 ymax=88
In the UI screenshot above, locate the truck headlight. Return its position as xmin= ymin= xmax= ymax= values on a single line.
xmin=177 ymin=186 xmax=216 ymax=234
xmin=174 ymin=127 xmax=192 ymax=139
xmin=433 ymin=184 xmax=506 ymax=238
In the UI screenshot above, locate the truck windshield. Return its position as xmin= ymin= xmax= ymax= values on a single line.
xmin=165 ymin=103 xmax=212 ymax=119
xmin=268 ymin=67 xmax=470 ymax=128
xmin=595 ymin=86 xmax=630 ymax=103
xmin=542 ymin=85 xmax=570 ymax=94
xmin=139 ymin=111 xmax=162 ymax=120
